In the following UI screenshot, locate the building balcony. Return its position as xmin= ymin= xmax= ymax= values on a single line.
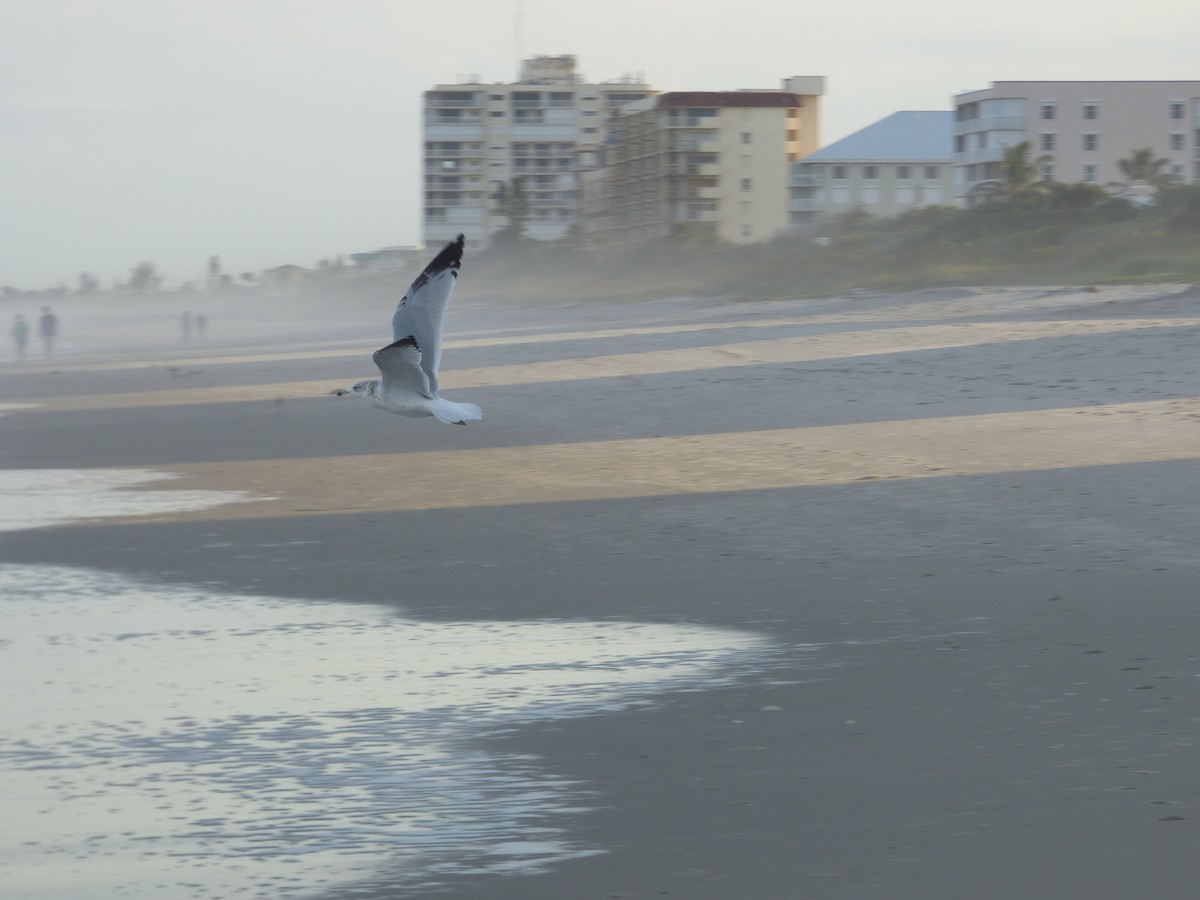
xmin=425 ymin=112 xmax=482 ymax=125
xmin=423 ymin=148 xmax=479 ymax=158
xmin=671 ymin=163 xmax=720 ymax=177
xmin=954 ymin=115 xmax=1026 ymax=134
xmin=425 ymin=125 xmax=485 ymax=140
xmin=528 ymin=198 xmax=580 ymax=209
xmin=789 ymin=172 xmax=825 ymax=187
xmin=511 ymin=149 xmax=575 ymax=159
xmin=670 ymin=209 xmax=719 ymax=223
xmin=426 ymin=97 xmax=482 ymax=109
xmin=955 ymin=146 xmax=1007 ymax=165
xmin=424 ymin=162 xmax=483 ymax=174
xmin=669 ymin=138 xmax=720 ymax=153
xmin=668 ymin=185 xmax=719 ymax=201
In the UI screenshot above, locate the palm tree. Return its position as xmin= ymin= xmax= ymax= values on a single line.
xmin=969 ymin=141 xmax=1052 ymax=205
xmin=490 ymin=177 xmax=530 ymax=248
xmin=999 ymin=141 xmax=1052 ymax=196
xmin=1116 ymin=147 xmax=1170 ymax=187
xmin=127 ymin=262 xmax=163 ymax=293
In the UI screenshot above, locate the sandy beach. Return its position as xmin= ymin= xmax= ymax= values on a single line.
xmin=2 ymin=282 xmax=1198 ymax=899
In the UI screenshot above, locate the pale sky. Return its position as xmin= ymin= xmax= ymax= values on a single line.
xmin=3 ymin=0 xmax=1197 ymax=290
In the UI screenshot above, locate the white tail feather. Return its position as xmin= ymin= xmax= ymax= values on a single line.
xmin=429 ymin=397 xmax=483 ymax=425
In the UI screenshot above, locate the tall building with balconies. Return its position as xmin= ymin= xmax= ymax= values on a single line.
xmin=588 ymin=77 xmax=825 ymax=246
xmin=422 ymin=55 xmax=654 ymax=247
xmin=953 ymin=81 xmax=1200 ymax=205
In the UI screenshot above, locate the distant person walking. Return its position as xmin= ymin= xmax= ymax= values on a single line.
xmin=38 ymin=306 xmax=58 ymax=357
xmin=195 ymin=313 xmax=207 ymax=338
xmin=181 ymin=310 xmax=192 ymax=341
xmin=12 ymin=314 xmax=29 ymax=361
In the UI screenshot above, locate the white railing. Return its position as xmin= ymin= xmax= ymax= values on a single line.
xmin=955 ymin=115 xmax=1026 ymax=134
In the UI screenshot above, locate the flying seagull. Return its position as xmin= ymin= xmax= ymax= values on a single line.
xmin=335 ymin=234 xmax=482 ymax=425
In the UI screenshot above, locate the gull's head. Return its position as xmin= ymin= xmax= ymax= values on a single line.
xmin=333 ymin=380 xmax=372 ymax=398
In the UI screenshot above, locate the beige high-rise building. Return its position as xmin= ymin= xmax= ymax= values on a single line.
xmin=422 ymin=55 xmax=654 ymax=247
xmin=586 ymin=77 xmax=825 ymax=246
xmin=954 ymin=81 xmax=1200 ymax=204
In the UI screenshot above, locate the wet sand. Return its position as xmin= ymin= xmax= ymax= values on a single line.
xmin=2 ymin=283 xmax=1199 ymax=898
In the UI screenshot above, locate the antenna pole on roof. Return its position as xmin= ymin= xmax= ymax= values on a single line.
xmin=515 ymin=0 xmax=524 ymax=74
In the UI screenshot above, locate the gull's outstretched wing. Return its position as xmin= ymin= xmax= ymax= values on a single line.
xmin=391 ymin=233 xmax=464 ymax=394
xmin=373 ymin=337 xmax=433 ymax=399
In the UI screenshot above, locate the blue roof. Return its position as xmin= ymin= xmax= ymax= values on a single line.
xmin=801 ymin=111 xmax=953 ymax=162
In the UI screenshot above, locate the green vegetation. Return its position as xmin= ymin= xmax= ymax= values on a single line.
xmin=466 ymin=183 xmax=1200 ymax=304
xmin=5 ymin=172 xmax=1195 ymax=303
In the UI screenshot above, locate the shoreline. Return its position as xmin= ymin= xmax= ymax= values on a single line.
xmin=2 ymin=284 xmax=1198 ymax=898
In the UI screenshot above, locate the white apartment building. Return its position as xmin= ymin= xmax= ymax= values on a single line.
xmin=789 ymin=111 xmax=954 ymax=227
xmin=587 ymin=77 xmax=825 ymax=246
xmin=422 ymin=55 xmax=654 ymax=247
xmin=954 ymin=81 xmax=1200 ymax=204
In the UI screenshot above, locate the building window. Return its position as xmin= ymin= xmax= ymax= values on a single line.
xmin=740 ymin=178 xmax=752 ymax=191
xmin=896 ymin=165 xmax=910 ymax=180
xmin=1169 ymin=101 xmax=1185 ymax=119
xmin=833 ymin=166 xmax=847 ymax=179
xmin=1040 ymin=103 xmax=1056 ymax=120
xmin=1040 ymin=133 xmax=1056 ymax=152
xmin=924 ymin=165 xmax=939 ymax=180
xmin=863 ymin=165 xmax=877 ymax=179
xmin=1082 ymin=102 xmax=1098 ymax=119
xmin=741 ymin=224 xmax=753 ymax=238
xmin=1082 ymin=165 xmax=1097 ymax=183
xmin=1170 ymin=133 xmax=1184 ymax=151
xmin=741 ymin=132 xmax=752 ymax=144
xmin=489 ymin=111 xmax=505 ymax=117
xmin=1171 ymin=163 xmax=1184 ymax=181
xmin=1040 ymin=163 xmax=1055 ymax=181
xmin=1082 ymin=133 xmax=1098 ymax=151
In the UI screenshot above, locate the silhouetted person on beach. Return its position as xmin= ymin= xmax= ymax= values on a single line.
xmin=195 ymin=313 xmax=207 ymax=338
xmin=39 ymin=306 xmax=58 ymax=357
xmin=12 ymin=314 xmax=29 ymax=361
xmin=181 ymin=310 xmax=192 ymax=340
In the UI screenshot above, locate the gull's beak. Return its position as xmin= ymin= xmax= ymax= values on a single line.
xmin=332 ymin=388 xmax=348 ymax=396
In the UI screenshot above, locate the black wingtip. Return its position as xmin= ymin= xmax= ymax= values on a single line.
xmin=381 ymin=335 xmax=420 ymax=353
xmin=421 ymin=234 xmax=465 ymax=279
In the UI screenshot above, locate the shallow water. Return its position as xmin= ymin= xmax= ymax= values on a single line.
xmin=0 ymin=468 xmax=260 ymax=532
xmin=0 ymin=469 xmax=778 ymax=898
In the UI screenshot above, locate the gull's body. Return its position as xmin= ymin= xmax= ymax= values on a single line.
xmin=336 ymin=234 xmax=482 ymax=425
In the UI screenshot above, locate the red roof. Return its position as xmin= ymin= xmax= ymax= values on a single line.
xmin=658 ymin=92 xmax=804 ymax=108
